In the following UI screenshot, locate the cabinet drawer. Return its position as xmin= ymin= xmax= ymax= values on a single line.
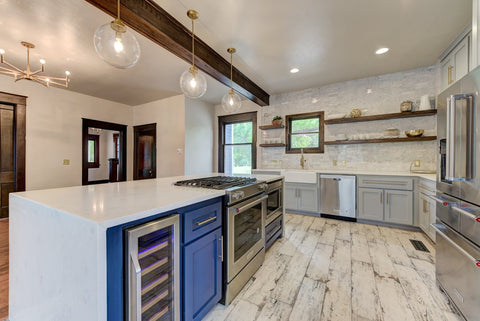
xmin=418 ymin=178 xmax=436 ymax=194
xmin=358 ymin=176 xmax=413 ymax=190
xmin=184 ymin=202 xmax=222 ymax=244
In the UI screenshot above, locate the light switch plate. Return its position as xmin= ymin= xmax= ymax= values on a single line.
xmin=63 ymin=159 xmax=70 ymax=165
xmin=414 ymin=160 xmax=421 ymax=167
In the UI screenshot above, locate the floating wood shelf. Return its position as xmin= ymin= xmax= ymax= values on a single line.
xmin=259 ymin=143 xmax=286 ymax=147
xmin=324 ymin=136 xmax=437 ymax=145
xmin=324 ymin=110 xmax=437 ymax=124
xmin=259 ymin=124 xmax=285 ymax=130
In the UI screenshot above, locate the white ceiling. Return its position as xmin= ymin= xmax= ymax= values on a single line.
xmin=0 ymin=0 xmax=472 ymax=106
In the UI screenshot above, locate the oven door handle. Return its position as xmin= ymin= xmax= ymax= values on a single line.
xmin=431 ymin=223 xmax=480 ymax=266
xmin=234 ymin=195 xmax=268 ymax=214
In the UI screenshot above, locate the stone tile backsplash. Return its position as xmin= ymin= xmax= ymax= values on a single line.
xmin=260 ymin=65 xmax=438 ymax=172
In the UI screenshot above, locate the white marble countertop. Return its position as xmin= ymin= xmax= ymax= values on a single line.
xmin=11 ymin=173 xmax=282 ymax=228
xmin=253 ymin=168 xmax=436 ymax=182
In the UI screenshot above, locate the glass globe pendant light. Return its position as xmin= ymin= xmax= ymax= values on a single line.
xmin=179 ymin=10 xmax=207 ymax=99
xmin=93 ymin=0 xmax=140 ymax=69
xmin=221 ymin=48 xmax=242 ymax=113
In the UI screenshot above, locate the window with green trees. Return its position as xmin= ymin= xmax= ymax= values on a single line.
xmin=218 ymin=112 xmax=257 ymax=174
xmin=286 ymin=111 xmax=324 ymax=153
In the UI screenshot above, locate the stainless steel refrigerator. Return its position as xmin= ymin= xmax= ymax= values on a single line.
xmin=435 ymin=66 xmax=480 ymax=321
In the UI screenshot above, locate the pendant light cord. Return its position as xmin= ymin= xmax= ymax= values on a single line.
xmin=191 ymin=19 xmax=195 ymax=69
xmin=230 ymin=52 xmax=233 ymax=90
xmin=117 ymin=0 xmax=121 ymax=20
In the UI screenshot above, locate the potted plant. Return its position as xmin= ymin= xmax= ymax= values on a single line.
xmin=272 ymin=115 xmax=283 ymax=126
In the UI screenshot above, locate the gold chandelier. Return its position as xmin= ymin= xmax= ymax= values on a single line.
xmin=0 ymin=41 xmax=70 ymax=88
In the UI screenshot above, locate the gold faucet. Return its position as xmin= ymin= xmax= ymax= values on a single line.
xmin=300 ymin=149 xmax=306 ymax=169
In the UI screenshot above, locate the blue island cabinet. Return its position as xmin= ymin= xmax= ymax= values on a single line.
xmin=106 ymin=197 xmax=223 ymax=321
xmin=182 ymin=202 xmax=223 ymax=321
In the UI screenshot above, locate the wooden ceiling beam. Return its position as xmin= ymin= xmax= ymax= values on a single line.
xmin=85 ymin=0 xmax=270 ymax=106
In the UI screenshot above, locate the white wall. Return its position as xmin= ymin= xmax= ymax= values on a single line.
xmin=184 ymin=99 xmax=215 ymax=175
xmin=133 ymin=95 xmax=186 ymax=178
xmin=0 ymin=75 xmax=133 ymax=190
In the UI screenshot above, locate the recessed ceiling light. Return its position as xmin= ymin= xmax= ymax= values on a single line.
xmin=290 ymin=68 xmax=299 ymax=73
xmin=375 ymin=48 xmax=389 ymax=55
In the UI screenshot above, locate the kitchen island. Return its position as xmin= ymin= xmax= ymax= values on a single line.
xmin=8 ymin=174 xmax=281 ymax=321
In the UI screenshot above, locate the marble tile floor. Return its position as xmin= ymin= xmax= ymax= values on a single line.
xmin=203 ymin=213 xmax=462 ymax=321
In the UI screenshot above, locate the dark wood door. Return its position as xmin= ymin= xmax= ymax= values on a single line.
xmin=134 ymin=123 xmax=156 ymax=180
xmin=0 ymin=105 xmax=14 ymax=218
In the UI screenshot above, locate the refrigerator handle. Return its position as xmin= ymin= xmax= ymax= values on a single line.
xmin=446 ymin=95 xmax=454 ymax=180
xmin=446 ymin=93 xmax=475 ymax=181
xmin=130 ymin=251 xmax=142 ymax=321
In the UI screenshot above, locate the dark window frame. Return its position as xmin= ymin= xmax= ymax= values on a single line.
xmin=87 ymin=134 xmax=100 ymax=168
xmin=285 ymin=111 xmax=324 ymax=154
xmin=218 ymin=111 xmax=257 ymax=173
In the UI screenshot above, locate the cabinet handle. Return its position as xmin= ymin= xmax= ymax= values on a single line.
xmin=386 ymin=192 xmax=389 ymax=205
xmin=219 ymin=235 xmax=224 ymax=262
xmin=448 ymin=65 xmax=454 ymax=85
xmin=380 ymin=192 xmax=383 ymax=204
xmin=196 ymin=216 xmax=216 ymax=227
xmin=423 ymin=199 xmax=428 ymax=213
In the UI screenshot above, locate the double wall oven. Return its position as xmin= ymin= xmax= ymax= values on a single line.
xmin=434 ymin=67 xmax=480 ymax=321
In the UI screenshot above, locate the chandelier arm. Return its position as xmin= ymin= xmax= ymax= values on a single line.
xmin=35 ymin=75 xmax=67 ymax=81
xmin=0 ymin=68 xmax=20 ymax=75
xmin=1 ymin=60 xmax=24 ymax=73
xmin=32 ymin=75 xmax=68 ymax=88
xmin=30 ymin=69 xmax=44 ymax=76
xmin=14 ymin=76 xmax=27 ymax=82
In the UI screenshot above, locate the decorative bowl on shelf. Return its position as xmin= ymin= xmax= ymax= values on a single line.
xmin=405 ymin=129 xmax=424 ymax=137
xmin=349 ymin=108 xmax=362 ymax=118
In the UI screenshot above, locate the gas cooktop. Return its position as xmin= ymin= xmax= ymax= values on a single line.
xmin=174 ymin=176 xmax=257 ymax=190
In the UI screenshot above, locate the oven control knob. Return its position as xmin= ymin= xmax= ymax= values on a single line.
xmin=258 ymin=183 xmax=268 ymax=191
xmin=232 ymin=191 xmax=245 ymax=201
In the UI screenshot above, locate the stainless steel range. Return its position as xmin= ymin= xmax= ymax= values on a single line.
xmin=175 ymin=176 xmax=267 ymax=304
xmin=434 ymin=67 xmax=480 ymax=321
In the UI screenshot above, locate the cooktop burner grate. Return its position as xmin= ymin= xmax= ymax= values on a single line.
xmin=174 ymin=176 xmax=257 ymax=190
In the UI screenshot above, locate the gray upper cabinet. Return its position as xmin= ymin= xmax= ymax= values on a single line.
xmin=441 ymin=31 xmax=471 ymax=91
xmin=384 ymin=189 xmax=413 ymax=225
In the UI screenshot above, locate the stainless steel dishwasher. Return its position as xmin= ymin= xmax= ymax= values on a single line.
xmin=320 ymin=174 xmax=356 ymax=221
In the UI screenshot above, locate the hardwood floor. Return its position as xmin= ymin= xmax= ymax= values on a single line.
xmin=0 ymin=219 xmax=7 ymax=321
xmin=204 ymin=213 xmax=462 ymax=321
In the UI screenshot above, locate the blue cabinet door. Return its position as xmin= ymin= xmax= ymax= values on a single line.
xmin=183 ymin=228 xmax=222 ymax=321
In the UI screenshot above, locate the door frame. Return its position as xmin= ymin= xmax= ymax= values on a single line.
xmin=133 ymin=123 xmax=156 ymax=180
xmin=0 ymin=91 xmax=26 ymax=193
xmin=82 ymin=118 xmax=127 ymax=185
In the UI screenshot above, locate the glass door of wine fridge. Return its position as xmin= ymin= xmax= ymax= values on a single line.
xmin=125 ymin=215 xmax=180 ymax=321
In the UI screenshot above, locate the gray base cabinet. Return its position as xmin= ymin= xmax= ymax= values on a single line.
xmin=358 ymin=188 xmax=383 ymax=221
xmin=357 ymin=176 xmax=413 ymax=225
xmin=285 ymin=182 xmax=318 ymax=213
xmin=384 ymin=189 xmax=413 ymax=225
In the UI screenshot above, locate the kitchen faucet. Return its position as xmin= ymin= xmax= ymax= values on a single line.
xmin=300 ymin=148 xmax=306 ymax=169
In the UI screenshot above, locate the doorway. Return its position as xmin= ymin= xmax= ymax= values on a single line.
xmin=134 ymin=123 xmax=156 ymax=180
xmin=82 ymin=119 xmax=127 ymax=185
xmin=0 ymin=91 xmax=26 ymax=320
